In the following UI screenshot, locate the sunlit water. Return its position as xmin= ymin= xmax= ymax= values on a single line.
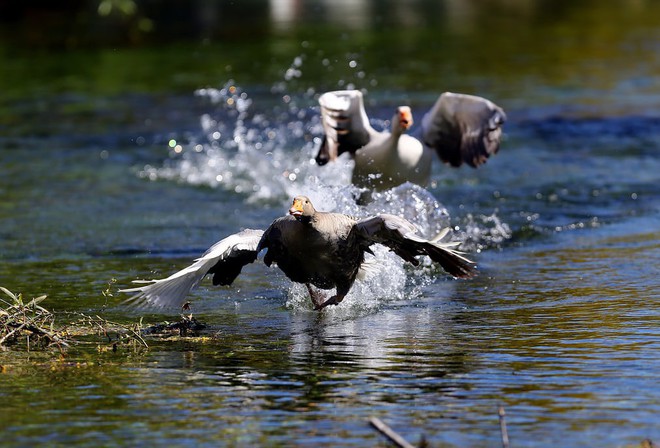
xmin=1 ymin=2 xmax=660 ymax=447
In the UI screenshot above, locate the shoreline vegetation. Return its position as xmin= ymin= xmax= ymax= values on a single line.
xmin=0 ymin=285 xmax=206 ymax=354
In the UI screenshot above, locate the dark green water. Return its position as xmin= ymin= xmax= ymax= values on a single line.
xmin=1 ymin=1 xmax=659 ymax=446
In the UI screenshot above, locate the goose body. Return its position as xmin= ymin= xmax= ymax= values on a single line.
xmin=316 ymin=90 xmax=506 ymax=190
xmin=122 ymin=196 xmax=476 ymax=310
xmin=352 ymin=112 xmax=432 ymax=190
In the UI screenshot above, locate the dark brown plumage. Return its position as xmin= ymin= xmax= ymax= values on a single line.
xmin=122 ymin=196 xmax=477 ymax=310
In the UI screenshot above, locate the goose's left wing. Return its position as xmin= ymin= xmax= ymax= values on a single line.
xmin=121 ymin=229 xmax=264 ymax=309
xmin=420 ymin=92 xmax=506 ymax=168
xmin=354 ymin=214 xmax=476 ymax=279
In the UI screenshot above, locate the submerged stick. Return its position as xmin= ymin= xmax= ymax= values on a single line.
xmin=498 ymin=406 xmax=510 ymax=448
xmin=368 ymin=417 xmax=416 ymax=448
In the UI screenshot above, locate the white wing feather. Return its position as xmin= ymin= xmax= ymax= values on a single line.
xmin=120 ymin=229 xmax=263 ymax=309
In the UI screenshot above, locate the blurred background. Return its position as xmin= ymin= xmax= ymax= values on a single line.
xmin=3 ymin=0 xmax=660 ymax=108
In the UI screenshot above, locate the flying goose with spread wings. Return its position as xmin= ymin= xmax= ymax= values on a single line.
xmin=315 ymin=90 xmax=506 ymax=190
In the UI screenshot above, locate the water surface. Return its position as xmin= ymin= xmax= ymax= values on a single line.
xmin=1 ymin=1 xmax=659 ymax=446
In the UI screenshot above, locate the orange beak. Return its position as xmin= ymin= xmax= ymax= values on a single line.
xmin=399 ymin=107 xmax=413 ymax=130
xmin=289 ymin=198 xmax=304 ymax=217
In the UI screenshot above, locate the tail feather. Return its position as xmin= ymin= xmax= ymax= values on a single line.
xmin=423 ymin=241 xmax=477 ymax=279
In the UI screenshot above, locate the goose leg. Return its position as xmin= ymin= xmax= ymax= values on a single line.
xmin=305 ymin=284 xmax=327 ymax=309
xmin=313 ymin=283 xmax=350 ymax=310
xmin=314 ymin=294 xmax=346 ymax=310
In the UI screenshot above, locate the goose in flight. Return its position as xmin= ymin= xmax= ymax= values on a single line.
xmin=122 ymin=196 xmax=476 ymax=311
xmin=315 ymin=90 xmax=506 ymax=190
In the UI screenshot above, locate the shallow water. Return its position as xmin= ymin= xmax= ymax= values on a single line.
xmin=1 ymin=1 xmax=659 ymax=447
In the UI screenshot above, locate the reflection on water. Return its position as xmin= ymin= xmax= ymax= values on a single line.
xmin=1 ymin=0 xmax=659 ymax=447
xmin=3 ymin=235 xmax=657 ymax=447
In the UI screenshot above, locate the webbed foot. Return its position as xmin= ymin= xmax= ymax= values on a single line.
xmin=306 ymin=284 xmax=326 ymax=309
xmin=313 ymin=294 xmax=345 ymax=310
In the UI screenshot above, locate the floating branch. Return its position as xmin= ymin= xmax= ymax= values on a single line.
xmin=369 ymin=416 xmax=416 ymax=448
xmin=499 ymin=406 xmax=510 ymax=448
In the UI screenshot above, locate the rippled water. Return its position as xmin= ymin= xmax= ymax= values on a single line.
xmin=1 ymin=1 xmax=659 ymax=447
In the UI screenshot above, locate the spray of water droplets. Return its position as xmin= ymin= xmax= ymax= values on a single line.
xmin=138 ymin=64 xmax=512 ymax=310
xmin=140 ymin=80 xmax=355 ymax=203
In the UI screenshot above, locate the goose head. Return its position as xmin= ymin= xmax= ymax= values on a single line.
xmin=289 ymin=196 xmax=316 ymax=221
xmin=392 ymin=106 xmax=413 ymax=135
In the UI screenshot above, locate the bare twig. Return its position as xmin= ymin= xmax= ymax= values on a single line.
xmin=4 ymin=320 xmax=69 ymax=348
xmin=1 ymin=286 xmax=151 ymax=351
xmin=72 ymin=313 xmax=149 ymax=349
xmin=499 ymin=406 xmax=510 ymax=448
xmin=0 ymin=321 xmax=28 ymax=345
xmin=1 ymin=287 xmax=69 ymax=349
xmin=369 ymin=417 xmax=416 ymax=448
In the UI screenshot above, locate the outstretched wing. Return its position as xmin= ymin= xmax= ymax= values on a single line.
xmin=353 ymin=214 xmax=476 ymax=279
xmin=121 ymin=229 xmax=264 ymax=309
xmin=315 ymin=90 xmax=376 ymax=165
xmin=420 ymin=92 xmax=506 ymax=168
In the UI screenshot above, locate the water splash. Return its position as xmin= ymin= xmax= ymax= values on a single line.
xmin=138 ymin=78 xmax=512 ymax=239
xmin=284 ymin=245 xmax=409 ymax=314
xmin=461 ymin=211 xmax=513 ymax=252
xmin=140 ymin=80 xmax=354 ymax=203
xmin=138 ymin=77 xmax=511 ymax=311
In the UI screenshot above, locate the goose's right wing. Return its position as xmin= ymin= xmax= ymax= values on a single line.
xmin=315 ymin=90 xmax=376 ymax=165
xmin=121 ymin=229 xmax=264 ymax=309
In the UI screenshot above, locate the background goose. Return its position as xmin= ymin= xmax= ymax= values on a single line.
xmin=122 ymin=196 xmax=476 ymax=311
xmin=315 ymin=90 xmax=506 ymax=190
